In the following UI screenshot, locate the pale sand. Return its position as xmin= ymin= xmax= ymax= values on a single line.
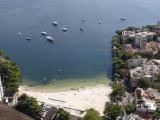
xmin=19 ymin=84 xmax=112 ymax=116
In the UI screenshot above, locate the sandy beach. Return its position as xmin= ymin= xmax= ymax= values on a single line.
xmin=19 ymin=84 xmax=112 ymax=116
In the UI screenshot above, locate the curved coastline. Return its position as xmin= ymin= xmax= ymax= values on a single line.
xmin=19 ymin=74 xmax=112 ymax=115
xmin=21 ymin=73 xmax=110 ymax=92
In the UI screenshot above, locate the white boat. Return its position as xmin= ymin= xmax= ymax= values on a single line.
xmin=52 ymin=21 xmax=58 ymax=26
xmin=46 ymin=36 xmax=54 ymax=42
xmin=41 ymin=32 xmax=47 ymax=35
xmin=62 ymin=27 xmax=68 ymax=32
xmin=120 ymin=17 xmax=126 ymax=21
xmin=18 ymin=32 xmax=21 ymax=36
xmin=25 ymin=38 xmax=31 ymax=40
xmin=58 ymin=68 xmax=62 ymax=72
xmin=44 ymin=78 xmax=47 ymax=81
xmin=80 ymin=27 xmax=84 ymax=31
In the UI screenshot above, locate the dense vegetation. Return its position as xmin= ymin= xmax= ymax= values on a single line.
xmin=0 ymin=49 xmax=21 ymax=96
xmin=15 ymin=94 xmax=41 ymax=120
xmin=136 ymin=74 xmax=160 ymax=91
xmin=112 ymin=36 xmax=130 ymax=82
xmin=53 ymin=108 xmax=71 ymax=120
xmin=84 ymin=108 xmax=102 ymax=120
xmin=125 ymin=103 xmax=136 ymax=114
xmin=152 ymin=109 xmax=160 ymax=120
xmin=104 ymin=103 xmax=122 ymax=120
xmin=111 ymin=84 xmax=126 ymax=98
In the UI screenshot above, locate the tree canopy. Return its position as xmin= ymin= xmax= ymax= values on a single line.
xmin=137 ymin=77 xmax=150 ymax=89
xmin=104 ymin=103 xmax=122 ymax=120
xmin=0 ymin=50 xmax=21 ymax=95
xmin=15 ymin=94 xmax=41 ymax=120
xmin=111 ymin=84 xmax=126 ymax=97
xmin=83 ymin=108 xmax=102 ymax=120
xmin=134 ymin=51 xmax=153 ymax=60
xmin=125 ymin=103 xmax=136 ymax=114
xmin=53 ymin=108 xmax=71 ymax=120
xmin=152 ymin=111 xmax=160 ymax=120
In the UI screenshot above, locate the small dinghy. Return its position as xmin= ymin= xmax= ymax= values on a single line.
xmin=120 ymin=17 xmax=126 ymax=21
xmin=52 ymin=21 xmax=58 ymax=26
xmin=25 ymin=38 xmax=31 ymax=40
xmin=41 ymin=32 xmax=47 ymax=35
xmin=62 ymin=27 xmax=68 ymax=32
xmin=80 ymin=27 xmax=84 ymax=31
xmin=18 ymin=32 xmax=21 ymax=36
xmin=46 ymin=36 xmax=54 ymax=43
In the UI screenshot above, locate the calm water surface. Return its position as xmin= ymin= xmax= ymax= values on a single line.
xmin=0 ymin=0 xmax=160 ymax=84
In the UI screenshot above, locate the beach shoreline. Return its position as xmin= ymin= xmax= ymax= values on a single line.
xmin=19 ymin=83 xmax=112 ymax=115
xmin=21 ymin=73 xmax=110 ymax=92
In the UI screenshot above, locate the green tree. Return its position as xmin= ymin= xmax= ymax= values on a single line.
xmin=144 ymin=25 xmax=155 ymax=31
xmin=154 ymin=53 xmax=160 ymax=59
xmin=121 ymin=51 xmax=132 ymax=62
xmin=111 ymin=84 xmax=126 ymax=97
xmin=53 ymin=108 xmax=71 ymax=120
xmin=155 ymin=74 xmax=160 ymax=83
xmin=126 ymin=38 xmax=134 ymax=45
xmin=0 ymin=49 xmax=4 ymax=55
xmin=0 ymin=58 xmax=21 ymax=95
xmin=137 ymin=77 xmax=150 ymax=89
xmin=84 ymin=108 xmax=102 ymax=120
xmin=125 ymin=27 xmax=139 ymax=31
xmin=115 ymin=30 xmax=123 ymax=36
xmin=135 ymin=51 xmax=153 ymax=59
xmin=112 ymin=36 xmax=119 ymax=44
xmin=125 ymin=103 xmax=135 ymax=114
xmin=119 ymin=69 xmax=129 ymax=79
xmin=104 ymin=103 xmax=122 ymax=120
xmin=15 ymin=94 xmax=41 ymax=120
xmin=152 ymin=111 xmax=160 ymax=120
xmin=153 ymin=33 xmax=160 ymax=41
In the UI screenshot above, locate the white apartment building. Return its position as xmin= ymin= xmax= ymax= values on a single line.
xmin=135 ymin=32 xmax=156 ymax=49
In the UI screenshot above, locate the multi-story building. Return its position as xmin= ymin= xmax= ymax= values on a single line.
xmin=130 ymin=59 xmax=160 ymax=87
xmin=134 ymin=88 xmax=156 ymax=113
xmin=128 ymin=56 xmax=147 ymax=69
xmin=135 ymin=32 xmax=156 ymax=49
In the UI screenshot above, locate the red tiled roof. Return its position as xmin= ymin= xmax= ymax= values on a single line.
xmin=136 ymin=112 xmax=152 ymax=120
